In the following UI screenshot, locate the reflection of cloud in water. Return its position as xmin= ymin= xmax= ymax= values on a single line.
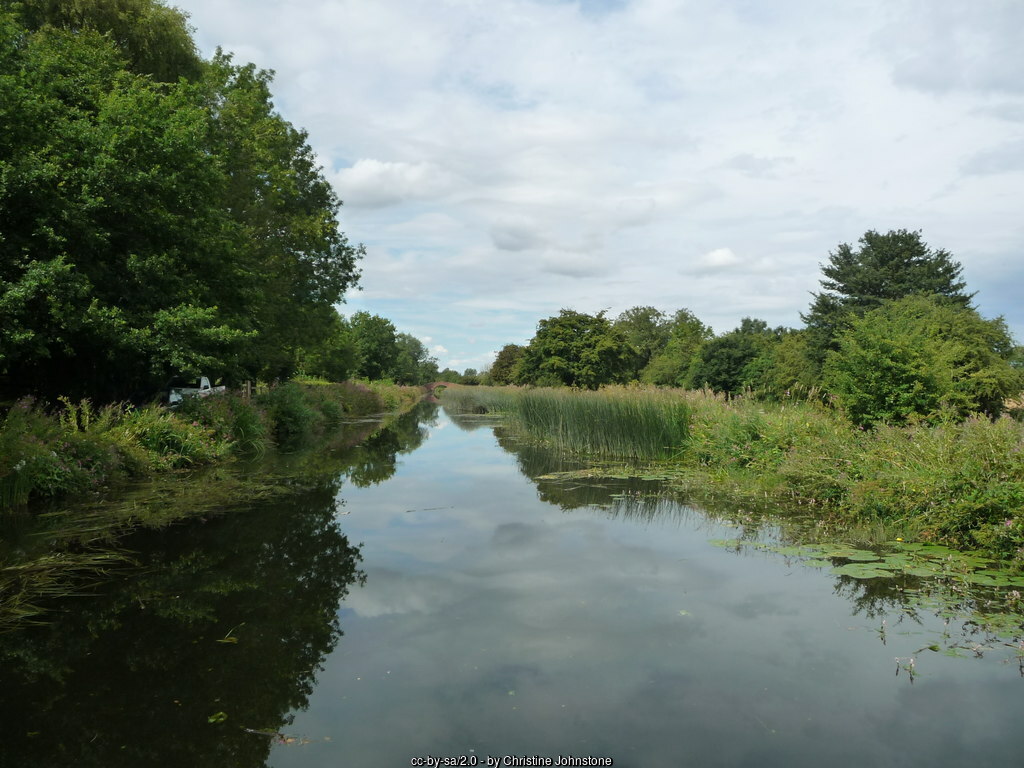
xmin=343 ymin=568 xmax=461 ymax=618
xmin=276 ymin=403 xmax=1024 ymax=768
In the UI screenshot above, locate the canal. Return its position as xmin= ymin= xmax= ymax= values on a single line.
xmin=2 ymin=402 xmax=1022 ymax=767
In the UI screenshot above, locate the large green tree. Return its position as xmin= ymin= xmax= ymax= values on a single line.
xmin=802 ymin=229 xmax=973 ymax=373
xmin=391 ymin=332 xmax=438 ymax=385
xmin=517 ymin=309 xmax=630 ymax=389
xmin=688 ymin=318 xmax=779 ymax=395
xmin=823 ymin=295 xmax=1021 ymax=426
xmin=0 ymin=8 xmax=362 ymax=401
xmin=13 ymin=0 xmax=203 ymax=81
xmin=613 ymin=306 xmax=671 ymax=381
xmin=347 ymin=312 xmax=398 ymax=381
xmin=641 ymin=308 xmax=713 ymax=387
xmin=489 ymin=343 xmax=525 ymax=385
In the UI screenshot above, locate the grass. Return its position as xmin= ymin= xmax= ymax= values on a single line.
xmin=0 ymin=380 xmax=423 ymax=629
xmin=441 ymin=385 xmax=691 ymax=460
xmin=0 ymin=379 xmax=422 ymax=511
xmin=440 ymin=384 xmax=1024 ymax=566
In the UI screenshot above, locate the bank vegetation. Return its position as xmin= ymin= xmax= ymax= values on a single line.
xmin=440 ymin=384 xmax=1024 ymax=568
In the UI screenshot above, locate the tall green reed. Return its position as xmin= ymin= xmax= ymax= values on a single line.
xmin=440 ymin=385 xmax=691 ymax=460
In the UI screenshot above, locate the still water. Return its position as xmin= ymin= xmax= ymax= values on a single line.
xmin=2 ymin=402 xmax=1022 ymax=767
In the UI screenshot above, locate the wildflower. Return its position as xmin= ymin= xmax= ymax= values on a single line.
xmin=1005 ymin=519 xmax=1015 ymax=528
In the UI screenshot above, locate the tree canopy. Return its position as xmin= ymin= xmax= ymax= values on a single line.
xmin=518 ymin=310 xmax=630 ymax=389
xmin=802 ymin=229 xmax=973 ymax=372
xmin=823 ymin=295 xmax=1020 ymax=426
xmin=0 ymin=3 xmax=362 ymax=402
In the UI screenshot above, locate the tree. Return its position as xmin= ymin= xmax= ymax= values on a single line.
xmin=517 ymin=309 xmax=630 ymax=389
xmin=437 ymin=368 xmax=463 ymax=383
xmin=0 ymin=12 xmax=362 ymax=401
xmin=14 ymin=0 xmax=204 ymax=82
xmin=745 ymin=329 xmax=819 ymax=397
xmin=823 ymin=295 xmax=1021 ymax=426
xmin=295 ymin=313 xmax=359 ymax=382
xmin=688 ymin=318 xmax=777 ymax=395
xmin=347 ymin=312 xmax=398 ymax=381
xmin=391 ymin=333 xmax=438 ymax=385
xmin=0 ymin=20 xmax=247 ymax=400
xmin=802 ymin=229 xmax=973 ymax=373
xmin=490 ymin=344 xmax=525 ymax=385
xmin=641 ymin=308 xmax=712 ymax=387
xmin=613 ymin=306 xmax=671 ymax=381
xmin=201 ymin=52 xmax=363 ymax=383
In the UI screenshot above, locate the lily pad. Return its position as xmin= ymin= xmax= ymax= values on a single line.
xmin=832 ymin=563 xmax=897 ymax=579
xmin=817 ymin=546 xmax=881 ymax=561
xmin=899 ymin=566 xmax=939 ymax=578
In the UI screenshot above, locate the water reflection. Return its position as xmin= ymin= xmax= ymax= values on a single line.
xmin=0 ymin=406 xmax=437 ymax=768
xmin=3 ymin=403 xmax=1023 ymax=768
xmin=485 ymin=408 xmax=1024 ymax=680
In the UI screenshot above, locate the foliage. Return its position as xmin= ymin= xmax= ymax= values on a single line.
xmin=445 ymin=384 xmax=1024 ymax=565
xmin=392 ymin=332 xmax=439 ymax=385
xmin=0 ymin=396 xmax=227 ymax=507
xmin=489 ymin=344 xmax=525 ymax=385
xmin=0 ymin=10 xmax=362 ymax=402
xmin=823 ymin=295 xmax=1022 ymax=426
xmin=294 ymin=312 xmax=360 ymax=383
xmin=347 ymin=311 xmax=398 ymax=381
xmin=437 ymin=368 xmax=465 ymax=384
xmin=687 ymin=318 xmax=779 ymax=395
xmin=641 ymin=308 xmax=713 ymax=387
xmin=517 ymin=309 xmax=631 ymax=389
xmin=802 ymin=229 xmax=973 ymax=372
xmin=613 ymin=306 xmax=671 ymax=381
xmin=14 ymin=0 xmax=204 ymax=81
xmin=745 ymin=329 xmax=820 ymax=398
xmin=0 ymin=379 xmax=422 ymax=510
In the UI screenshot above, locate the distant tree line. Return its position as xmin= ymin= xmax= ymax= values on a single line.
xmin=484 ymin=230 xmax=1024 ymax=426
xmin=302 ymin=311 xmax=440 ymax=386
xmin=0 ymin=0 xmax=364 ymax=402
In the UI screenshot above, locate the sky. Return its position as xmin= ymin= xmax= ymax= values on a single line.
xmin=172 ymin=0 xmax=1024 ymax=373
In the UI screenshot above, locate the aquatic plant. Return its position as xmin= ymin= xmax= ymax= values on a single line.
xmin=440 ymin=385 xmax=690 ymax=460
xmin=442 ymin=385 xmax=1024 ymax=564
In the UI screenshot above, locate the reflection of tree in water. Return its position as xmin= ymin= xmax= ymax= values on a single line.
xmin=492 ymin=426 xmax=776 ymax=534
xmin=490 ymin=420 xmax=1024 ymax=660
xmin=834 ymin=571 xmax=1024 ymax=652
xmin=338 ymin=403 xmax=433 ymax=487
xmin=444 ymin=411 xmax=498 ymax=432
xmin=264 ymin=402 xmax=435 ymax=490
xmin=0 ymin=405 xmax=443 ymax=768
xmin=0 ymin=481 xmax=363 ymax=768
xmin=832 ymin=572 xmax=920 ymax=620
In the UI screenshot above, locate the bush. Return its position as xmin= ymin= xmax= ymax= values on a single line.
xmin=177 ymin=394 xmax=269 ymax=454
xmin=111 ymin=406 xmax=229 ymax=469
xmin=258 ymin=382 xmax=323 ymax=446
xmin=824 ymin=296 xmax=1022 ymax=426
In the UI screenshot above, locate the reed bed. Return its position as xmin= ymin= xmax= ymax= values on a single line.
xmin=439 ymin=385 xmax=1024 ymax=564
xmin=441 ymin=385 xmax=691 ymax=460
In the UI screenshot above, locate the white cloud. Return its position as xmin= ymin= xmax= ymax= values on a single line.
xmin=693 ymin=247 xmax=742 ymax=273
xmin=333 ymin=159 xmax=457 ymax=208
xmin=174 ymin=0 xmax=1024 ymax=366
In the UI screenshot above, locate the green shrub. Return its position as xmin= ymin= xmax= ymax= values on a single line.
xmin=177 ymin=394 xmax=269 ymax=455
xmin=258 ymin=382 xmax=322 ymax=445
xmin=110 ymin=406 xmax=229 ymax=469
xmin=823 ymin=296 xmax=1022 ymax=426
